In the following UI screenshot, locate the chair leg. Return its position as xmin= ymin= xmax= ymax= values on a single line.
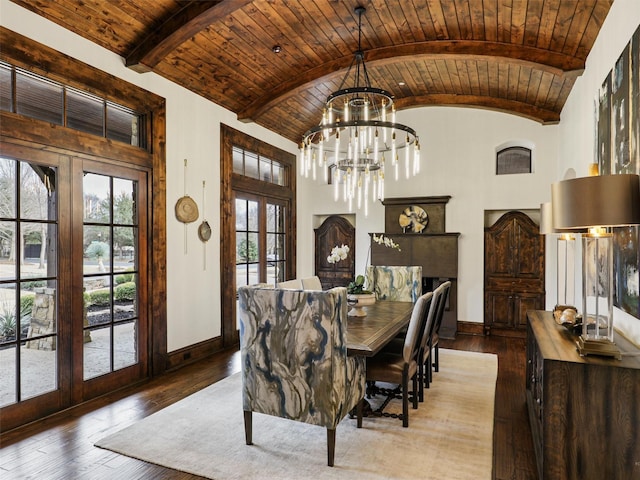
xmin=356 ymin=397 xmax=363 ymax=428
xmin=402 ymin=371 xmax=409 ymax=428
xmin=418 ymin=354 xmax=425 ymax=402
xmin=434 ymin=344 xmax=440 ymax=372
xmin=412 ymin=374 xmax=418 ymax=410
xmin=243 ymin=410 xmax=253 ymax=445
xmin=327 ymin=428 xmax=336 ymax=467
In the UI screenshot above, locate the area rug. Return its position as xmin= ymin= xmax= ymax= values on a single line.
xmin=95 ymin=349 xmax=498 ymax=479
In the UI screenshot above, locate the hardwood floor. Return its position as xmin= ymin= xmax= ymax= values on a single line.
xmin=0 ymin=334 xmax=537 ymax=480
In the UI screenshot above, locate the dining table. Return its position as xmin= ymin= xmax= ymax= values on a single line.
xmin=346 ymin=300 xmax=414 ymax=356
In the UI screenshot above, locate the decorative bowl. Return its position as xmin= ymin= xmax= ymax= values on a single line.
xmin=347 ymin=293 xmax=376 ymax=317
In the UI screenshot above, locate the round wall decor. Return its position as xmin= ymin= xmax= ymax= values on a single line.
xmin=198 ymin=220 xmax=212 ymax=241
xmin=399 ymin=205 xmax=428 ymax=233
xmin=175 ymin=195 xmax=199 ymax=223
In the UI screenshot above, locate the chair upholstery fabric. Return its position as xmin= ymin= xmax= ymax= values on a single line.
xmin=430 ymin=281 xmax=451 ymax=374
xmin=238 ymin=285 xmax=366 ymax=464
xmin=277 ymin=278 xmax=304 ymax=289
xmin=300 ymin=276 xmax=323 ymax=290
xmin=417 ymin=285 xmax=442 ymax=398
xmin=365 ymin=266 xmax=422 ymax=302
xmin=362 ymin=291 xmax=433 ymax=427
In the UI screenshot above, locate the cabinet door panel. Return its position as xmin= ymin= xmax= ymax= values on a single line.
xmin=485 ymin=292 xmax=515 ymax=328
xmin=515 ymin=223 xmax=544 ymax=278
xmin=515 ymin=294 xmax=544 ymax=328
xmin=485 ymin=225 xmax=514 ymax=276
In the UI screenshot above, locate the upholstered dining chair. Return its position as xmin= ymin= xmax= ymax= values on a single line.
xmin=430 ymin=281 xmax=451 ymax=375
xmin=365 ymin=265 xmax=422 ymax=302
xmin=300 ymin=276 xmax=323 ymax=290
xmin=360 ymin=291 xmax=433 ymax=427
xmin=238 ymin=284 xmax=366 ymax=467
xmin=276 ymin=278 xmax=304 ymax=289
xmin=379 ymin=285 xmax=441 ymax=403
xmin=417 ymin=285 xmax=443 ymax=398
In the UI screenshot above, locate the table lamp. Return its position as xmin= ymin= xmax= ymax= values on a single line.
xmin=551 ymin=174 xmax=640 ymax=358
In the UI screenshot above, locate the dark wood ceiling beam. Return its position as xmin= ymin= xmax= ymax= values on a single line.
xmin=237 ymin=40 xmax=584 ymax=121
xmin=126 ymin=0 xmax=254 ymax=73
xmin=393 ymin=93 xmax=561 ymax=125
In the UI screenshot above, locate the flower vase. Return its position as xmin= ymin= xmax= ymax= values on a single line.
xmin=347 ymin=293 xmax=376 ymax=316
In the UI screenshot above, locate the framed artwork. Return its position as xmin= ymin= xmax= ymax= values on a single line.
xmin=598 ymin=25 xmax=640 ymax=320
xmin=597 ymin=74 xmax=611 ymax=174
xmin=631 ymin=25 xmax=640 ymax=174
xmin=613 ymin=226 xmax=640 ymax=319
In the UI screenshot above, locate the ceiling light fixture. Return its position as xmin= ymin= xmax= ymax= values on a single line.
xmin=299 ymin=6 xmax=420 ymax=216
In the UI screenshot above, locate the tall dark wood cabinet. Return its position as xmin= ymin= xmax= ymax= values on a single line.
xmin=484 ymin=211 xmax=544 ymax=335
xmin=314 ymin=215 xmax=355 ymax=289
xmin=526 ymin=311 xmax=640 ymax=480
xmin=371 ymin=196 xmax=459 ymax=339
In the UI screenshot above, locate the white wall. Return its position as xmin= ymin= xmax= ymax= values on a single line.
xmin=297 ymin=108 xmax=558 ymax=323
xmin=0 ymin=0 xmax=297 ymax=352
xmin=558 ymin=0 xmax=640 ymax=345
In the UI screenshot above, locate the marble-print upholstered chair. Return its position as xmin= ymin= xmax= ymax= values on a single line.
xmin=238 ymin=284 xmax=366 ymax=467
xmin=365 ymin=265 xmax=422 ymax=303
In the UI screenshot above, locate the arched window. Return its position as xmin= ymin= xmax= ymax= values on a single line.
xmin=496 ymin=146 xmax=532 ymax=175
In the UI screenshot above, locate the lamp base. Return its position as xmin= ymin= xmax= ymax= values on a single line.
xmin=576 ymin=335 xmax=622 ymax=360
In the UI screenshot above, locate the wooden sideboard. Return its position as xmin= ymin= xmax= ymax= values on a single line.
xmin=526 ymin=311 xmax=640 ymax=480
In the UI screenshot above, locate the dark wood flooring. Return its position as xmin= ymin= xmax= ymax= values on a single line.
xmin=0 ymin=333 xmax=537 ymax=480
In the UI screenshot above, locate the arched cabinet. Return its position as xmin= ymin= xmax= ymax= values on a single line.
xmin=484 ymin=211 xmax=545 ymax=335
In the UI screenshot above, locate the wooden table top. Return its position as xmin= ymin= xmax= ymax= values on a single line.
xmin=346 ymin=300 xmax=414 ymax=356
xmin=527 ymin=310 xmax=640 ymax=369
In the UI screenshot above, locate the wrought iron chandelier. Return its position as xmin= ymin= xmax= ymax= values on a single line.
xmin=299 ymin=5 xmax=420 ymax=216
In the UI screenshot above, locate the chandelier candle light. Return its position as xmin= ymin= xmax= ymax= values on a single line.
xmin=300 ymin=6 xmax=420 ymax=217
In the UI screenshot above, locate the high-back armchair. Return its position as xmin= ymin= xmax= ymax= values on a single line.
xmin=365 ymin=265 xmax=422 ymax=302
xmin=238 ymin=284 xmax=366 ymax=467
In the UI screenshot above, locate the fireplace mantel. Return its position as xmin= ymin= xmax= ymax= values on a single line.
xmin=372 ymin=196 xmax=459 ymax=338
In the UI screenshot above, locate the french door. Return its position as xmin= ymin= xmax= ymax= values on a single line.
xmin=234 ymin=193 xmax=289 ymax=328
xmin=235 ymin=193 xmax=288 ymax=289
xmin=0 ymin=148 xmax=149 ymax=429
xmin=76 ymin=159 xmax=148 ymax=401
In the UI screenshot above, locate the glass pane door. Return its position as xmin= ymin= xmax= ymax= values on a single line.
xmin=266 ymin=202 xmax=286 ymax=285
xmin=234 ymin=195 xmax=288 ymax=327
xmin=0 ymin=158 xmax=58 ymax=407
xmin=82 ymin=173 xmax=139 ymax=380
xmin=235 ymin=197 xmax=259 ymax=289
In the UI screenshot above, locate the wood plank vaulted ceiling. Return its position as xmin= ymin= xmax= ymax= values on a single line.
xmin=10 ymin=0 xmax=613 ymax=143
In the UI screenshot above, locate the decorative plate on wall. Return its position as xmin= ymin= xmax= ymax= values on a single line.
xmin=399 ymin=205 xmax=428 ymax=233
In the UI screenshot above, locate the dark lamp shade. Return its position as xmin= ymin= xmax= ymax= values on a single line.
xmin=551 ymin=174 xmax=640 ymax=229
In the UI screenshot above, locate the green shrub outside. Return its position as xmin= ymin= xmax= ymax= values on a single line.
xmin=22 ymin=280 xmax=46 ymax=290
xmin=0 ymin=313 xmax=16 ymax=338
xmin=115 ymin=282 xmax=136 ymax=302
xmin=88 ymin=289 xmax=111 ymax=307
xmin=115 ymin=271 xmax=135 ymax=285
xmin=20 ymin=295 xmax=35 ymax=316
